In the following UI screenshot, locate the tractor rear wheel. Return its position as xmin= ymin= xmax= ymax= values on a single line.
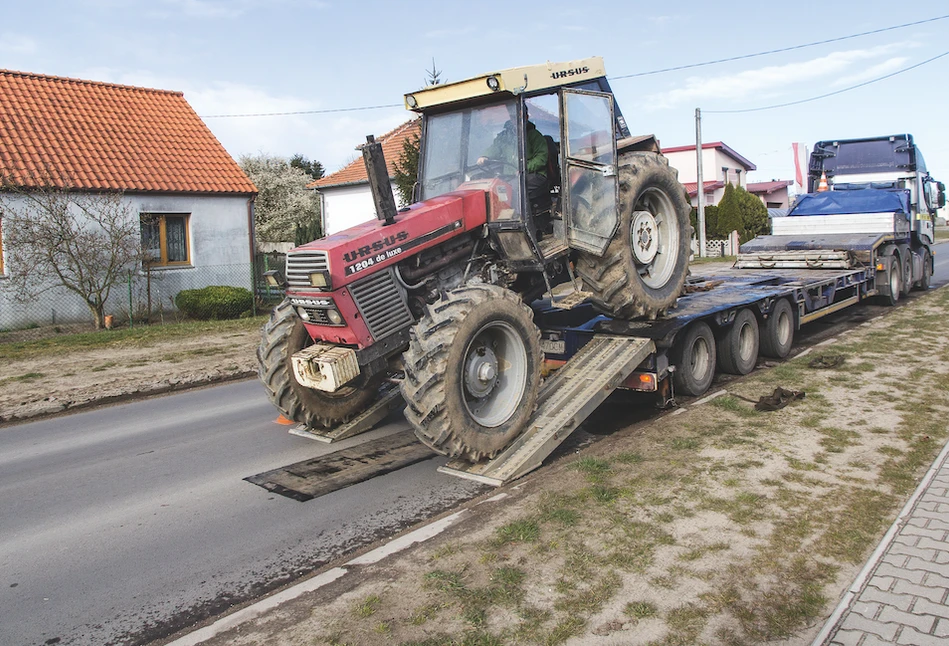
xmin=401 ymin=284 xmax=542 ymax=462
xmin=576 ymin=152 xmax=692 ymax=320
xmin=257 ymin=299 xmax=380 ymax=429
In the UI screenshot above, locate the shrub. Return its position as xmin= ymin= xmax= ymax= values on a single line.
xmin=174 ymin=286 xmax=254 ymax=320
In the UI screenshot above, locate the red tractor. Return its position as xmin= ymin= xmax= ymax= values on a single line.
xmin=258 ymin=57 xmax=692 ymax=462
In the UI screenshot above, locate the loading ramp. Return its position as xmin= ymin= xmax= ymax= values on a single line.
xmin=438 ymin=335 xmax=656 ymax=486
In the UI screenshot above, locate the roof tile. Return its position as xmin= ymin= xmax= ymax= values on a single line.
xmin=310 ymin=119 xmax=420 ymax=189
xmin=0 ymin=69 xmax=257 ymax=194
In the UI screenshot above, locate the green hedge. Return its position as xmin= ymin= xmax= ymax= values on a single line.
xmin=174 ymin=286 xmax=254 ymax=320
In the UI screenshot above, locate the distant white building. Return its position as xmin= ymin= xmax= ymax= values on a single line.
xmin=662 ymin=141 xmax=757 ymax=207
xmin=311 ymin=120 xmax=420 ymax=236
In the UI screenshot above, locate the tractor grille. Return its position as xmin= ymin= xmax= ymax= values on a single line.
xmin=286 ymin=249 xmax=329 ymax=289
xmin=349 ymin=268 xmax=414 ymax=341
xmin=299 ymin=307 xmax=333 ymax=325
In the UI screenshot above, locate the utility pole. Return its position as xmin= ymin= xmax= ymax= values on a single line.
xmin=695 ymin=108 xmax=707 ymax=257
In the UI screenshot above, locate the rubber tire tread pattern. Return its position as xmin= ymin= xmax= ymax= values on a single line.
xmin=672 ymin=322 xmax=717 ymax=397
xmin=401 ymin=284 xmax=541 ymax=463
xmin=760 ymin=298 xmax=794 ymax=359
xmin=717 ymin=309 xmax=759 ymax=375
xmin=257 ymin=299 xmax=379 ymax=429
xmin=575 ymin=151 xmax=692 ymax=320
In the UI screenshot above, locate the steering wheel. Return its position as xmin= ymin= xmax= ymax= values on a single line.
xmin=469 ymin=158 xmax=518 ymax=179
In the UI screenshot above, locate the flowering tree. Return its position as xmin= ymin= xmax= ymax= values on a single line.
xmin=0 ymin=184 xmax=145 ymax=329
xmin=239 ymin=153 xmax=321 ymax=243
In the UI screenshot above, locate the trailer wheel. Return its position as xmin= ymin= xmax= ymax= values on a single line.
xmin=401 ymin=284 xmax=542 ymax=462
xmin=717 ymin=309 xmax=759 ymax=375
xmin=257 ymin=299 xmax=381 ymax=429
xmin=883 ymin=255 xmax=901 ymax=306
xmin=760 ymin=299 xmax=794 ymax=359
xmin=672 ymin=321 xmax=717 ymax=397
xmin=914 ymin=249 xmax=932 ymax=291
xmin=897 ymin=244 xmax=914 ymax=296
xmin=576 ymin=152 xmax=692 ymax=320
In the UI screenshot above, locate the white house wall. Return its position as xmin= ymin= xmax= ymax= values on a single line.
xmin=666 ymin=149 xmax=749 ymax=190
xmin=322 ymin=183 xmax=399 ymax=236
xmin=0 ymin=192 xmax=253 ymax=329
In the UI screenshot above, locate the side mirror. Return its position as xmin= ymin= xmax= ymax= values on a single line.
xmin=938 ymin=181 xmax=946 ymax=209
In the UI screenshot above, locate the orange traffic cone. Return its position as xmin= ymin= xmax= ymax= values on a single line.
xmin=817 ymin=171 xmax=829 ymax=192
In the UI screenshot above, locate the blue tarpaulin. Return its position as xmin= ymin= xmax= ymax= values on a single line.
xmin=789 ymin=189 xmax=910 ymax=217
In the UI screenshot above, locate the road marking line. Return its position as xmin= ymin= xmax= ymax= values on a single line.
xmin=692 ymin=390 xmax=728 ymax=407
xmin=165 ymin=511 xmax=467 ymax=644
xmin=165 ymin=567 xmax=349 ymax=646
xmin=347 ymin=510 xmax=467 ymax=566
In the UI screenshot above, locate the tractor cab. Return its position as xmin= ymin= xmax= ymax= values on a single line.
xmin=407 ymin=58 xmax=629 ymax=271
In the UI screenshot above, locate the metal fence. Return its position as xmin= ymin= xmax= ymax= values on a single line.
xmin=0 ymin=260 xmax=287 ymax=342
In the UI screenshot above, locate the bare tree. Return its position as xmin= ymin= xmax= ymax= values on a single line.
xmin=0 ymin=183 xmax=145 ymax=329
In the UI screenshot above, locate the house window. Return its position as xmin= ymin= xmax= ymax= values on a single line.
xmin=141 ymin=213 xmax=190 ymax=266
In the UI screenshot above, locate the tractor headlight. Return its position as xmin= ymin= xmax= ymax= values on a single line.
xmin=296 ymin=306 xmax=310 ymax=322
xmin=264 ymin=269 xmax=285 ymax=288
xmin=327 ymin=309 xmax=343 ymax=325
xmin=486 ymin=76 xmax=500 ymax=91
xmin=405 ymin=94 xmax=418 ymax=108
xmin=308 ymin=270 xmax=331 ymax=289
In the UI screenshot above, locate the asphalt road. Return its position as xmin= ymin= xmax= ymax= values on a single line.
xmin=2 ymin=241 xmax=947 ymax=646
xmin=0 ymin=382 xmax=484 ymax=646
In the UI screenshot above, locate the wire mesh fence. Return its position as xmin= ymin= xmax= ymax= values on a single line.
xmin=0 ymin=258 xmax=288 ymax=343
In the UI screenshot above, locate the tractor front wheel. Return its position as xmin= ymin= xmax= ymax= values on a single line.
xmin=401 ymin=284 xmax=542 ymax=462
xmin=257 ymin=299 xmax=380 ymax=429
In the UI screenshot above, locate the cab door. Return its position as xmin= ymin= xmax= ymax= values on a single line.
xmin=560 ymin=89 xmax=619 ymax=255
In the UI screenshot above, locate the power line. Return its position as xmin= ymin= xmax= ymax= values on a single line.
xmin=705 ymin=50 xmax=949 ymax=114
xmin=199 ymin=13 xmax=949 ymax=119
xmin=609 ymin=13 xmax=949 ymax=80
xmin=202 ymin=103 xmax=401 ymax=119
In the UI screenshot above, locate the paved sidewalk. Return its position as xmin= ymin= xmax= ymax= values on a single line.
xmin=814 ymin=438 xmax=949 ymax=645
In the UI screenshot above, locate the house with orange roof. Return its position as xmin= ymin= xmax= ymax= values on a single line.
xmin=0 ymin=69 xmax=257 ymax=329
xmin=309 ymin=119 xmax=420 ymax=235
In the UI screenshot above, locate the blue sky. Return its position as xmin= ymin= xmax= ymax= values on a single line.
xmin=4 ymin=0 xmax=949 ymax=188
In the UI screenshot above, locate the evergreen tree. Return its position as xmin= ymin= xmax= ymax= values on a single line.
xmin=289 ymin=154 xmax=325 ymax=180
xmin=737 ymin=187 xmax=770 ymax=242
xmin=392 ymin=130 xmax=420 ymax=207
xmin=714 ymin=183 xmax=745 ymax=240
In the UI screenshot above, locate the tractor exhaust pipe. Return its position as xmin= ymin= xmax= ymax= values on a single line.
xmin=362 ymin=134 xmax=398 ymax=226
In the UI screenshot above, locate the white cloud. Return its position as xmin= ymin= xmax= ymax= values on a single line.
xmin=0 ymin=33 xmax=38 ymax=55
xmin=830 ymin=56 xmax=908 ymax=86
xmin=640 ymin=44 xmax=908 ymax=110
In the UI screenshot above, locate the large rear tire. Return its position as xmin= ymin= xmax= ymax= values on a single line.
xmin=914 ymin=249 xmax=932 ymax=291
xmin=672 ymin=321 xmax=717 ymax=397
xmin=401 ymin=284 xmax=542 ymax=462
xmin=717 ymin=309 xmax=759 ymax=375
xmin=576 ymin=152 xmax=692 ymax=320
xmin=257 ymin=299 xmax=380 ymax=429
xmin=760 ymin=298 xmax=794 ymax=359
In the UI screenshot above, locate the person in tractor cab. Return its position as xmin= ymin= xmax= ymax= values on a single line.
xmin=477 ymin=106 xmax=551 ymax=221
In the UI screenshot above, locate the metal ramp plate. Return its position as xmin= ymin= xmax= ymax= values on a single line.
xmin=288 ymin=381 xmax=404 ymax=443
xmin=439 ymin=335 xmax=656 ymax=486
xmin=735 ymin=249 xmax=856 ymax=270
